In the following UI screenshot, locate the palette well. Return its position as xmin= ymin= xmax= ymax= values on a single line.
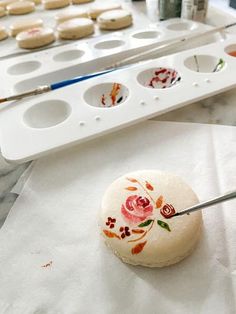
xmin=0 ymin=29 xmax=235 ymax=163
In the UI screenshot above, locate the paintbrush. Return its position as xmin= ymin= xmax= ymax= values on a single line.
xmin=1 ymin=22 xmax=236 ymax=104
xmin=0 ymin=68 xmax=116 ymax=104
xmin=108 ymin=22 xmax=236 ymax=68
xmin=170 ymin=190 xmax=236 ymax=218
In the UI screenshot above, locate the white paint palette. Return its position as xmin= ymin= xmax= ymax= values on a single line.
xmin=0 ymin=19 xmax=214 ymax=95
xmin=0 ymin=20 xmax=235 ymax=163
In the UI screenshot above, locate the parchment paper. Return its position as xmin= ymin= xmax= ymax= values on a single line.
xmin=0 ymin=121 xmax=235 ymax=314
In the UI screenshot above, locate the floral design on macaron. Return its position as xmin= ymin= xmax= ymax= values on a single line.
xmin=103 ymin=177 xmax=177 ymax=255
xmin=160 ymin=204 xmax=176 ymax=219
xmin=121 ymin=195 xmax=153 ymax=224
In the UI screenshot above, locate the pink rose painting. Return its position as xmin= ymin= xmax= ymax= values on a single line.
xmin=121 ymin=195 xmax=153 ymax=224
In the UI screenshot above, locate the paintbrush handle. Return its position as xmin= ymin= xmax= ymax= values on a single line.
xmin=173 ymin=190 xmax=236 ymax=217
xmin=109 ymin=22 xmax=236 ymax=69
xmin=51 ymin=68 xmax=115 ymax=90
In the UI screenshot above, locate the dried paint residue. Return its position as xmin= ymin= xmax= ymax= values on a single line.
xmin=100 ymin=83 xmax=125 ymax=107
xmin=110 ymin=83 xmax=121 ymax=105
xmin=148 ymin=68 xmax=181 ymax=89
xmin=27 ymin=28 xmax=41 ymax=36
xmin=228 ymin=51 xmax=236 ymax=57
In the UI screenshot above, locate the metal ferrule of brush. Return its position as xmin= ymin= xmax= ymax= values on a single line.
xmin=7 ymin=85 xmax=51 ymax=102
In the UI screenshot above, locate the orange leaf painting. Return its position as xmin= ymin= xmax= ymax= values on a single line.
xmin=156 ymin=195 xmax=163 ymax=208
xmin=132 ymin=229 xmax=145 ymax=234
xmin=126 ymin=177 xmax=138 ymax=183
xmin=131 ymin=241 xmax=147 ymax=255
xmin=145 ymin=181 xmax=154 ymax=191
xmin=125 ymin=187 xmax=138 ymax=191
xmin=103 ymin=230 xmax=120 ymax=240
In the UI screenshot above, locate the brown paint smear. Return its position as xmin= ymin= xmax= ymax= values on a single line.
xmin=41 ymin=261 xmax=52 ymax=268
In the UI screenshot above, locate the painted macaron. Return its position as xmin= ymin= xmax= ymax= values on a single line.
xmin=100 ymin=170 xmax=203 ymax=267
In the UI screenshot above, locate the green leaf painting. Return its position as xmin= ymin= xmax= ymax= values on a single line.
xmin=157 ymin=220 xmax=171 ymax=232
xmin=138 ymin=219 xmax=154 ymax=228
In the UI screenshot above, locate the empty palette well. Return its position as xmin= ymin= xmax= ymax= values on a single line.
xmin=166 ymin=21 xmax=197 ymax=31
xmin=94 ymin=40 xmax=125 ymax=50
xmin=7 ymin=61 xmax=41 ymax=75
xmin=132 ymin=30 xmax=160 ymax=39
xmin=53 ymin=50 xmax=85 ymax=62
xmin=23 ymin=100 xmax=71 ymax=128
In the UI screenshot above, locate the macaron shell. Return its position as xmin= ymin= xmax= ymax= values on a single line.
xmin=89 ymin=3 xmax=122 ymax=19
xmin=0 ymin=7 xmax=6 ymax=17
xmin=55 ymin=8 xmax=89 ymax=24
xmin=10 ymin=18 xmax=44 ymax=36
xmin=0 ymin=0 xmax=17 ymax=9
xmin=43 ymin=0 xmax=70 ymax=10
xmin=16 ymin=27 xmax=55 ymax=48
xmin=7 ymin=1 xmax=35 ymax=15
xmin=57 ymin=17 xmax=94 ymax=39
xmin=100 ymin=170 xmax=203 ymax=267
xmin=29 ymin=0 xmax=42 ymax=4
xmin=0 ymin=25 xmax=8 ymax=40
xmin=98 ymin=9 xmax=133 ymax=30
xmin=72 ymin=0 xmax=94 ymax=4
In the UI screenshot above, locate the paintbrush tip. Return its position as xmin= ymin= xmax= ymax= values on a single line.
xmin=169 ymin=212 xmax=180 ymax=218
xmin=226 ymin=22 xmax=236 ymax=28
xmin=0 ymin=98 xmax=6 ymax=104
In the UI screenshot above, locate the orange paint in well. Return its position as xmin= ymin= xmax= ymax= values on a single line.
xmin=228 ymin=51 xmax=236 ymax=57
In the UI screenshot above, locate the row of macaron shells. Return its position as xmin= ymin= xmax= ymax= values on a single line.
xmin=19 ymin=10 xmax=131 ymax=49
xmin=0 ymin=2 xmax=124 ymax=32
xmin=0 ymin=0 xmax=94 ymax=13
xmin=0 ymin=3 xmax=131 ymax=46
xmin=0 ymin=0 xmax=89 ymax=20
xmin=0 ymin=0 xmax=121 ymax=20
